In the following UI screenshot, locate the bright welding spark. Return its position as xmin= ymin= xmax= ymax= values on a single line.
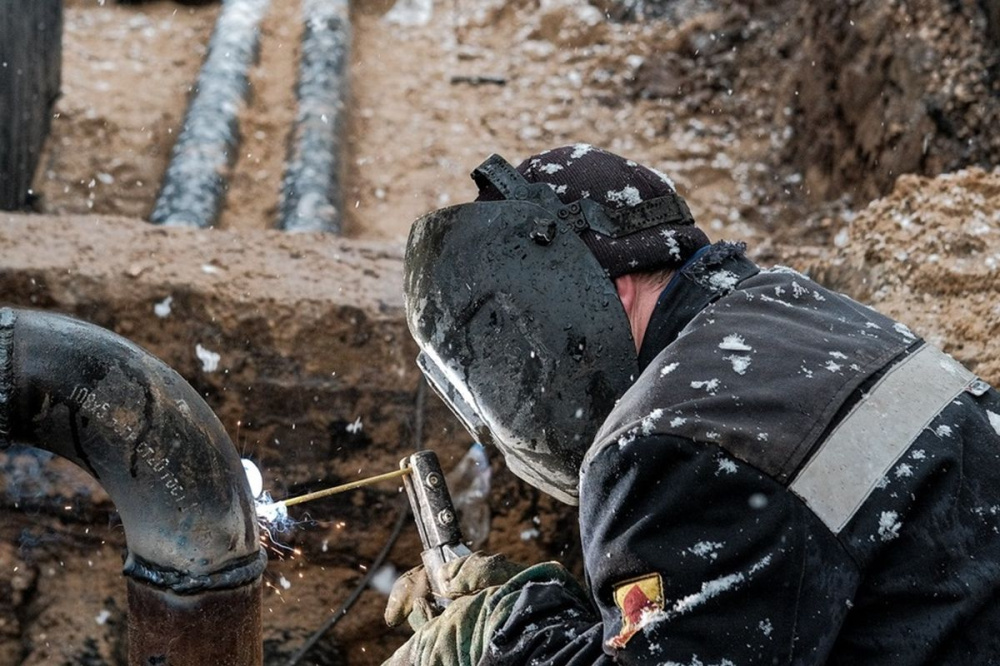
xmin=242 ymin=458 xmax=301 ymax=554
xmin=255 ymin=491 xmax=301 ymax=555
xmin=242 ymin=458 xmax=263 ymax=498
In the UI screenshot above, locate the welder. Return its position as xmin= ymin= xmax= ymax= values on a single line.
xmin=384 ymin=144 xmax=1000 ymax=664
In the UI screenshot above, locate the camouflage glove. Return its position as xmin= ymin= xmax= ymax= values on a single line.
xmin=382 ymin=561 xmax=589 ymax=666
xmin=385 ymin=552 xmax=526 ymax=630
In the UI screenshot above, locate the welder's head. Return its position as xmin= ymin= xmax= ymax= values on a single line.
xmin=404 ymin=145 xmax=708 ymax=504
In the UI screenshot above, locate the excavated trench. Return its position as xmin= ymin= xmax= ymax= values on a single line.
xmin=2 ymin=0 xmax=1000 ymax=663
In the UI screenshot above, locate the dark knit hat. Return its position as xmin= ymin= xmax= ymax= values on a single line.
xmin=476 ymin=144 xmax=710 ymax=278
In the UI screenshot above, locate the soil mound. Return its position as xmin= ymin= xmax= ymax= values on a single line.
xmin=811 ymin=167 xmax=1000 ymax=385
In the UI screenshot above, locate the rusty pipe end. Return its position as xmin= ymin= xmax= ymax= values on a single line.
xmin=128 ymin=577 xmax=263 ymax=666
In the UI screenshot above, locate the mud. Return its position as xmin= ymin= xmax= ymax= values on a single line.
xmin=3 ymin=0 xmax=1000 ymax=663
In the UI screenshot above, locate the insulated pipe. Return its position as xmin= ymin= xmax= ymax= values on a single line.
xmin=149 ymin=0 xmax=271 ymax=228
xmin=277 ymin=0 xmax=350 ymax=233
xmin=0 ymin=308 xmax=264 ymax=666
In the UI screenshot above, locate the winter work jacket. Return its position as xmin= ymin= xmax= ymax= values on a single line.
xmin=483 ymin=242 xmax=1000 ymax=665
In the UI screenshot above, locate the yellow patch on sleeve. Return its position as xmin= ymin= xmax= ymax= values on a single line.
xmin=608 ymin=573 xmax=665 ymax=649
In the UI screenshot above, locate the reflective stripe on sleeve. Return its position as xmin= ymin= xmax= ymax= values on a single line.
xmin=790 ymin=344 xmax=976 ymax=534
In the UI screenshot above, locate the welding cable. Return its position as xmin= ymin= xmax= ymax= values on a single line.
xmin=285 ymin=378 xmax=426 ymax=666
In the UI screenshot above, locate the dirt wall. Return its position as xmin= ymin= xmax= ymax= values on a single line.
xmin=786 ymin=0 xmax=1000 ymax=203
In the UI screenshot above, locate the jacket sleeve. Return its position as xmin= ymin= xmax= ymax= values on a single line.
xmin=483 ymin=434 xmax=860 ymax=665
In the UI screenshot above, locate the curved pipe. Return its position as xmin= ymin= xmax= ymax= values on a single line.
xmin=0 ymin=307 xmax=263 ymax=664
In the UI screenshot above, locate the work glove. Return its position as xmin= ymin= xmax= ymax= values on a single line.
xmin=385 ymin=552 xmax=526 ymax=630
xmin=382 ymin=561 xmax=589 ymax=666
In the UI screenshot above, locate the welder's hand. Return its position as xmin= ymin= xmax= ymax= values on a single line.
xmin=382 ymin=561 xmax=587 ymax=666
xmin=384 ymin=552 xmax=526 ymax=630
xmin=385 ymin=564 xmax=436 ymax=630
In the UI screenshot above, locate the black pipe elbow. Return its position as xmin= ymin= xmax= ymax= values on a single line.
xmin=0 ymin=307 xmax=263 ymax=590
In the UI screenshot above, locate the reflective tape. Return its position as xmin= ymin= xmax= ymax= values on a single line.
xmin=790 ymin=345 xmax=975 ymax=533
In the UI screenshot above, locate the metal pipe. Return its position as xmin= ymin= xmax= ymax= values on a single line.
xmin=149 ymin=0 xmax=271 ymax=228
xmin=0 ymin=307 xmax=264 ymax=665
xmin=277 ymin=0 xmax=350 ymax=233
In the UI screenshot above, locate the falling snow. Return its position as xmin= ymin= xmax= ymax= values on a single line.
xmin=878 ymin=511 xmax=902 ymax=541
xmin=648 ymin=166 xmax=676 ymax=191
xmin=618 ymin=430 xmax=639 ymax=449
xmin=691 ymin=378 xmax=721 ymax=394
xmin=988 ymin=411 xmax=1000 ymax=436
xmin=660 ymin=228 xmax=682 ymax=259
xmin=370 ymin=564 xmax=398 ymax=595
xmin=606 ymin=185 xmax=643 ymax=207
xmin=894 ymin=322 xmax=918 ymax=340
xmin=716 ymin=458 xmax=738 ymax=475
xmin=725 ymin=354 xmax=751 ymax=375
xmin=759 ymin=293 xmax=794 ymax=308
xmin=641 ymin=409 xmax=665 ymax=436
xmin=383 ymin=0 xmax=433 ymax=25
xmin=195 ymin=343 xmax=220 ymax=372
xmin=687 ymin=541 xmax=724 ymax=560
xmin=719 ymin=334 xmax=752 ymax=352
xmin=708 ymin=270 xmax=739 ymax=293
xmin=661 ymin=362 xmax=680 ymax=376
xmin=153 ymin=295 xmax=173 ymax=318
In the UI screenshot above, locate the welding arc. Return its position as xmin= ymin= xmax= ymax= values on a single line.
xmin=280 ymin=467 xmax=412 ymax=508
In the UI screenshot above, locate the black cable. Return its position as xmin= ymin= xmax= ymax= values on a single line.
xmin=285 ymin=378 xmax=426 ymax=666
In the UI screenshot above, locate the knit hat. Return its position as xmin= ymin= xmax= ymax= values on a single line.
xmin=475 ymin=144 xmax=710 ymax=278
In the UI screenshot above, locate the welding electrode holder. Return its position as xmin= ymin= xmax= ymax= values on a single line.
xmin=401 ymin=451 xmax=472 ymax=602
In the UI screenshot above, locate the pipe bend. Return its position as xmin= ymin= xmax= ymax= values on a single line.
xmin=0 ymin=307 xmax=261 ymax=590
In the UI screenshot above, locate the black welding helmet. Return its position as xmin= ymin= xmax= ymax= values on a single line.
xmin=405 ymin=148 xmax=707 ymax=504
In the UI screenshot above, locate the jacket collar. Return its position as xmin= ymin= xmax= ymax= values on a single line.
xmin=637 ymin=242 xmax=760 ymax=373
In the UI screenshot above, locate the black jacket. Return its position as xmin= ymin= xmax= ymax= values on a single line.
xmin=484 ymin=243 xmax=1000 ymax=665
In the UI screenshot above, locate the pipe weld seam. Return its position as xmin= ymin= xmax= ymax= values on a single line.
xmin=0 ymin=307 xmax=16 ymax=449
xmin=124 ymin=549 xmax=267 ymax=594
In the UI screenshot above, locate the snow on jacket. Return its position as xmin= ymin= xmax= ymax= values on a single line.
xmin=482 ymin=242 xmax=1000 ymax=665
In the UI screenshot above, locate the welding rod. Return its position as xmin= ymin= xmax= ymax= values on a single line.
xmin=281 ymin=467 xmax=412 ymax=508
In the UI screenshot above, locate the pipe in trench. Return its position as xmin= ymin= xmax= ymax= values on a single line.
xmin=0 ymin=308 xmax=264 ymax=665
xmin=149 ymin=0 xmax=271 ymax=229
xmin=277 ymin=0 xmax=350 ymax=233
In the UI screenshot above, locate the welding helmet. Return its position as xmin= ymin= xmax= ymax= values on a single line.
xmin=404 ymin=150 xmax=705 ymax=504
